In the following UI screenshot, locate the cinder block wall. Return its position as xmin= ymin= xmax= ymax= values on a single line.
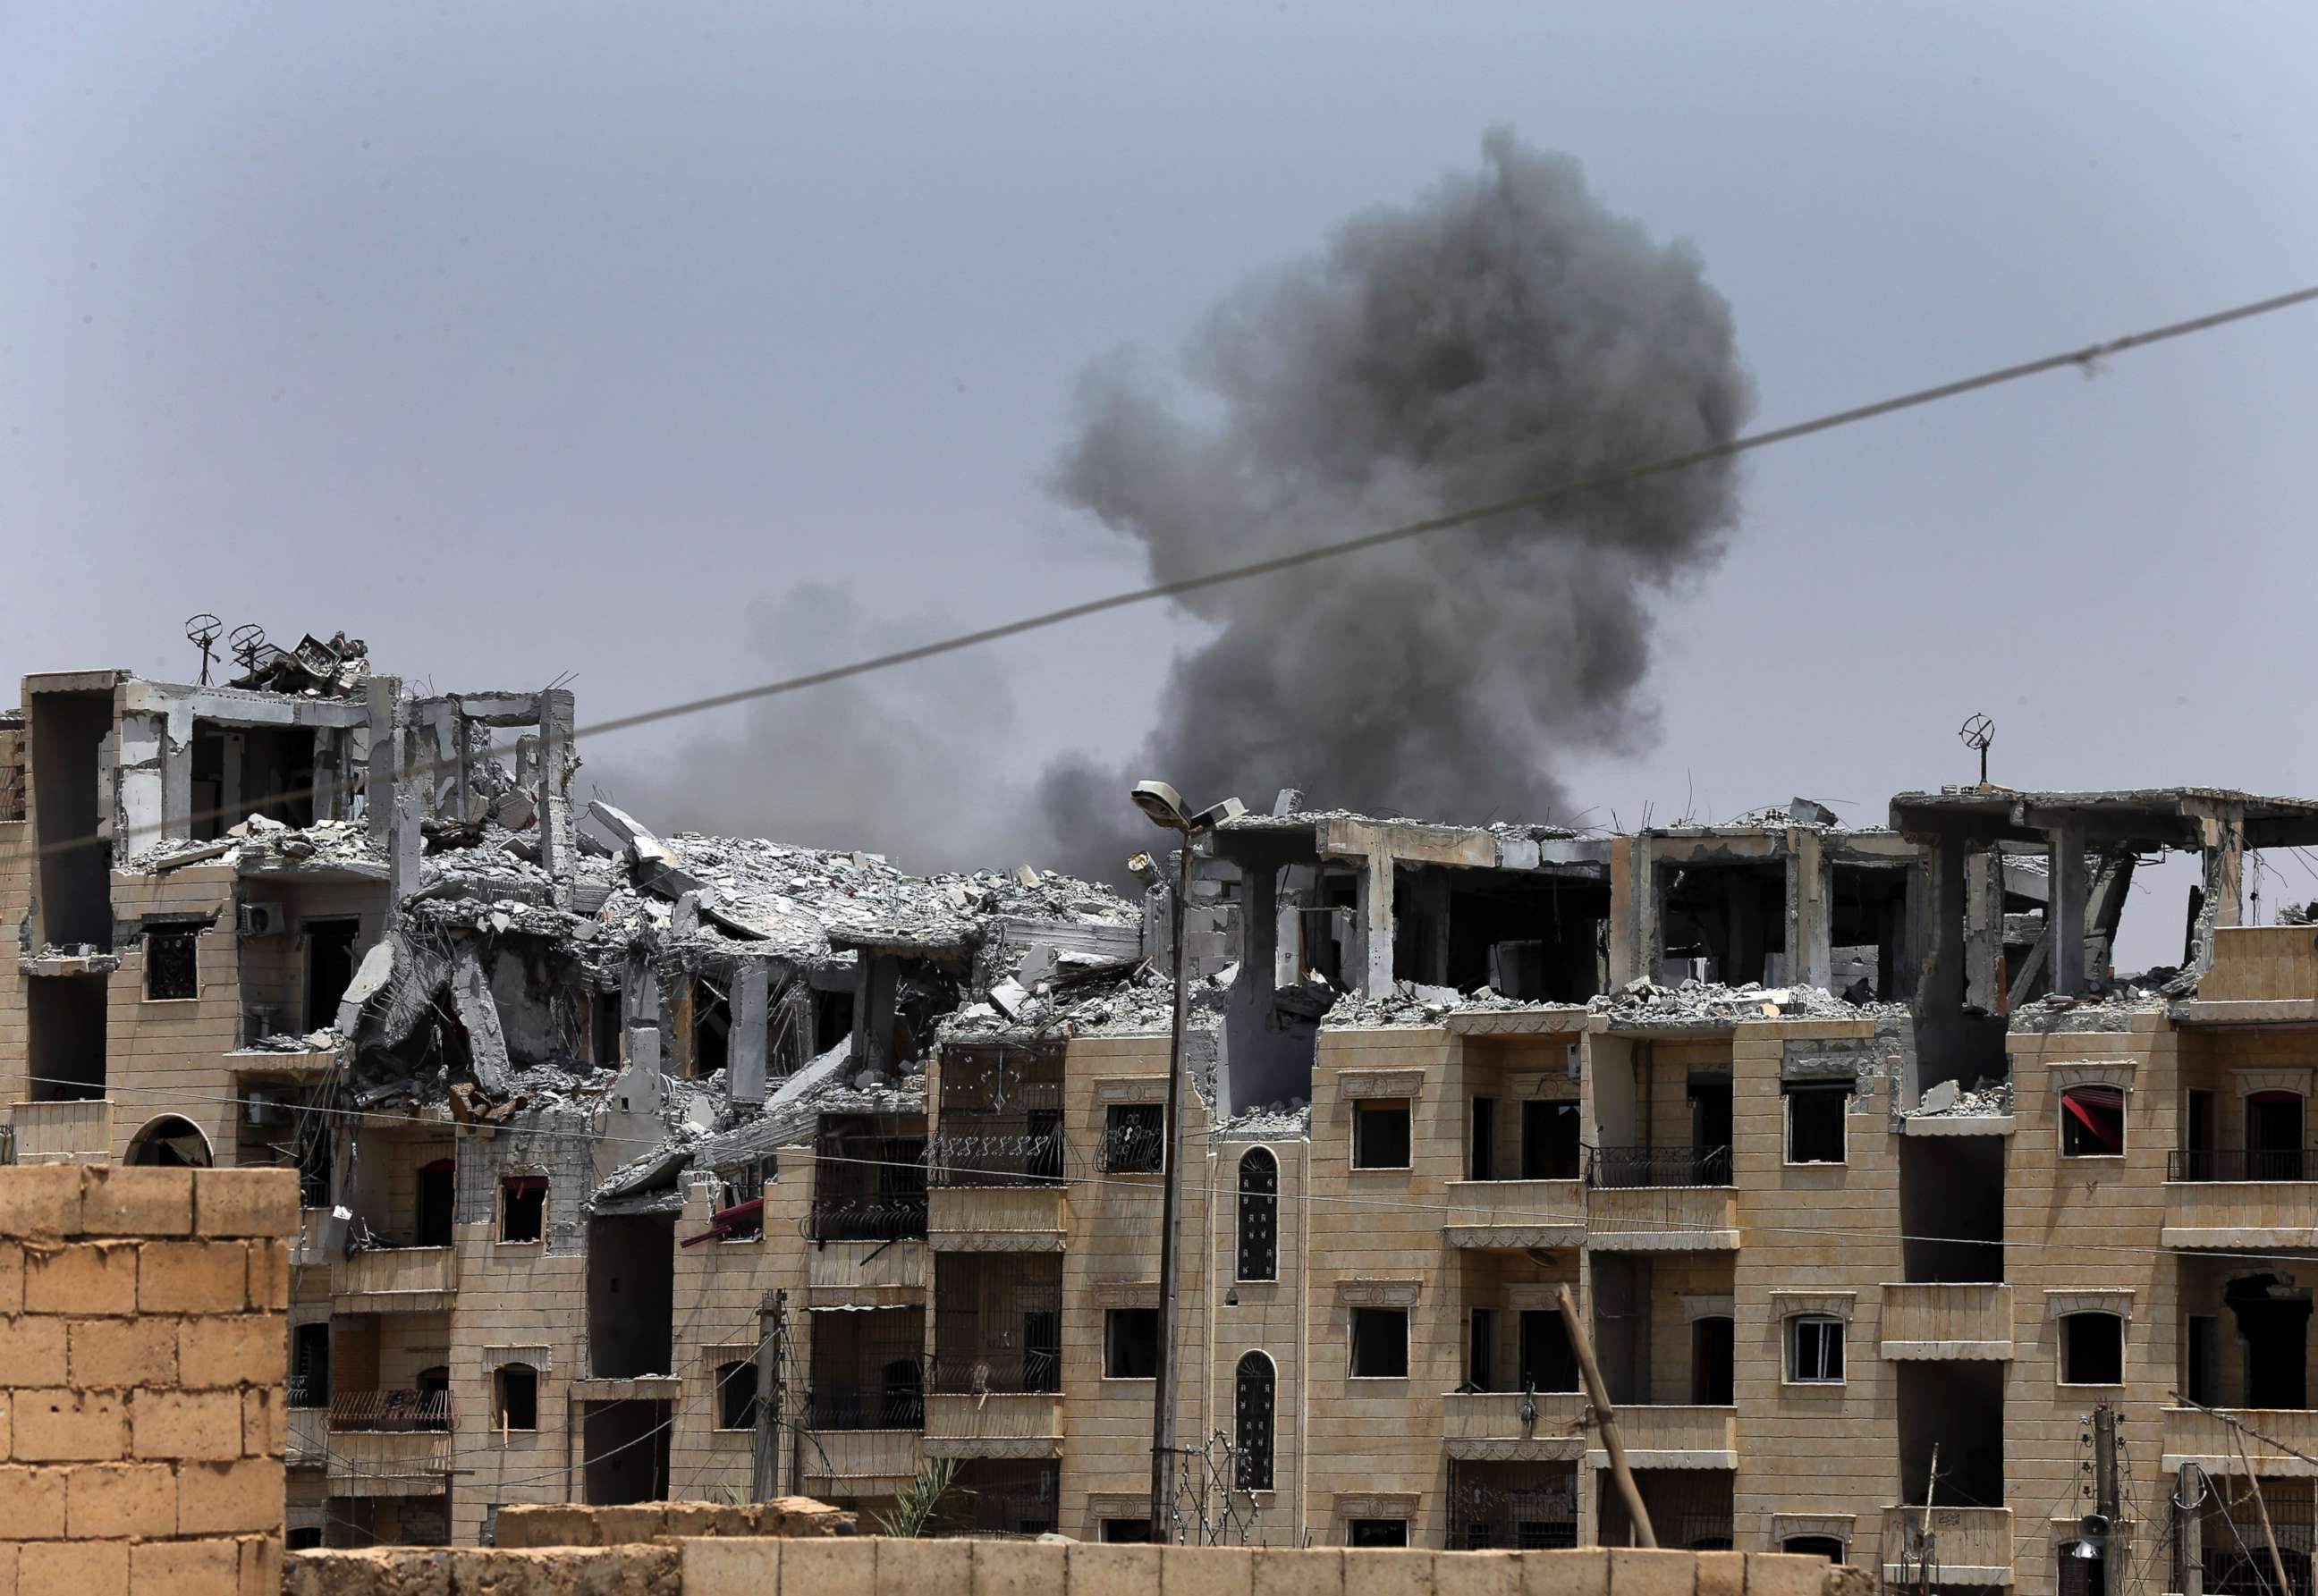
xmin=0 ymin=1163 xmax=297 ymax=1595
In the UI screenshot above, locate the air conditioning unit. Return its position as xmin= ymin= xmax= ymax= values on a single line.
xmin=239 ymin=901 xmax=286 ymax=938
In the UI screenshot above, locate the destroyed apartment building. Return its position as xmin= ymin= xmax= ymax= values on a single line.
xmin=9 ymin=641 xmax=2318 ymax=1596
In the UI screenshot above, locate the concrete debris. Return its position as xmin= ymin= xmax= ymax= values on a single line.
xmin=1908 ymin=1077 xmax=2014 ymax=1117
xmin=227 ymin=629 xmax=370 ymax=696
xmin=1589 ymin=979 xmax=1912 ymax=1028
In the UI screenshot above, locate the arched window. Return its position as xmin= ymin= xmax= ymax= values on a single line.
xmin=494 ymin=1363 xmax=538 ymax=1431
xmin=1234 ymin=1352 xmax=1275 ymax=1491
xmin=126 ymin=1115 xmax=212 ymax=1168
xmin=1784 ymin=1535 xmax=1845 ymax=1562
xmin=1237 ymin=1149 xmax=1278 ymax=1282
xmin=716 ymin=1361 xmax=757 ymax=1431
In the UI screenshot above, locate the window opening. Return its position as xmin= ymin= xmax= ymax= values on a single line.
xmin=500 ymin=1177 xmax=546 ymax=1244
xmin=2060 ymin=1313 xmax=2124 ymax=1385
xmin=2060 ymin=1085 xmax=2126 ymax=1157
xmin=1789 ymin=1316 xmax=1845 ymax=1383
xmin=1470 ymin=1097 xmax=1496 ymax=1181
xmin=1350 ymin=1519 xmax=1409 ymax=1548
xmin=715 ymin=1361 xmax=757 ymax=1431
xmin=1236 ymin=1148 xmax=1278 ymax=1281
xmin=1784 ymin=1536 xmax=1844 ymax=1562
xmin=1235 ymin=1352 xmax=1275 ymax=1491
xmin=1692 ymin=1316 xmax=1734 ymax=1404
xmin=1353 ymin=1101 xmax=1412 ymax=1170
xmin=1468 ymin=1308 xmax=1497 ymax=1390
xmin=1522 ymin=1101 xmax=1582 ymax=1181
xmin=146 ymin=925 xmax=200 ymax=1000
xmin=1519 ymin=1309 xmax=1578 ymax=1393
xmin=1099 ymin=1103 xmax=1166 ymax=1173
xmin=1350 ymin=1307 xmax=1409 ymax=1378
xmin=1786 ymin=1085 xmax=1848 ymax=1164
xmin=1104 ymin=1309 xmax=1161 ymax=1379
xmin=495 ymin=1364 xmax=538 ymax=1431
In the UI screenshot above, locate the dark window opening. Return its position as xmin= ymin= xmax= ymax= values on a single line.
xmin=1689 ymin=1080 xmax=1733 ymax=1177
xmin=587 ymin=1213 xmax=677 ymax=1378
xmin=1350 ymin=1519 xmax=1409 ymax=1548
xmin=715 ymin=1361 xmax=757 ymax=1431
xmin=1103 ymin=1520 xmax=1154 ymax=1543
xmin=1395 ymin=865 xmax=1612 ymax=1001
xmin=1235 ymin=1352 xmax=1275 ymax=1491
xmin=808 ymin=1307 xmax=925 ymax=1429
xmin=146 ymin=925 xmax=201 ymax=1000
xmin=2187 ymin=1089 xmax=2216 ymax=1155
xmin=1468 ymin=1308 xmax=1497 ymax=1390
xmin=2061 ymin=1085 xmax=2126 ymax=1157
xmin=1786 ymin=1085 xmax=1848 ymax=1165
xmin=286 ymin=1527 xmax=325 ymax=1551
xmin=1899 ymin=1135 xmax=2004 ymax=1283
xmin=931 ymin=1254 xmax=1062 ymax=1396
xmin=2186 ymin=1313 xmax=2221 ymax=1408
xmin=1789 ymin=1316 xmax=1845 ymax=1383
xmin=815 ymin=989 xmax=855 ymax=1058
xmin=1353 ymin=1101 xmax=1412 ymax=1170
xmin=127 ymin=1114 xmax=210 ymax=1167
xmin=1104 ymin=1308 xmax=1161 ymax=1380
xmin=691 ymin=977 xmax=729 ymax=1080
xmin=27 ymin=975 xmax=108 ymax=1102
xmin=30 ymin=688 xmax=114 ymax=951
xmin=1785 ymin=1536 xmax=1845 ymax=1562
xmin=1521 ymin=1100 xmax=1582 ymax=1181
xmin=594 ymin=989 xmax=622 ymax=1068
xmin=304 ymin=919 xmax=360 ymax=1030
xmin=495 ymin=1364 xmax=538 ymax=1431
xmin=1520 ymin=1309 xmax=1579 ymax=1393
xmin=291 ymin=1322 xmax=331 ymax=1408
xmin=416 ymin=1159 xmax=455 ymax=1247
xmin=1658 ymin=860 xmax=1785 ymax=987
xmin=1830 ymin=862 xmax=1911 ymax=1002
xmin=1692 ymin=1316 xmax=1734 ymax=1405
xmin=1350 ymin=1307 xmax=1409 ymax=1379
xmin=2225 ymin=1275 xmax=2312 ymax=1409
xmin=1099 ymin=1102 xmax=1166 ymax=1174
xmin=500 ymin=1177 xmax=546 ymax=1244
xmin=2061 ymin=1313 xmax=2125 ymax=1385
xmin=1237 ymin=1148 xmax=1278 ymax=1281
xmin=1897 ymin=1362 xmax=2004 ymax=1506
xmin=1469 ymin=1097 xmax=1496 ymax=1181
xmin=2247 ymin=1091 xmax=2307 ymax=1181
xmin=582 ymin=1398 xmax=671 ymax=1506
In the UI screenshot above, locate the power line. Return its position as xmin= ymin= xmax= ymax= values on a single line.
xmin=7 ymin=280 xmax=2318 ymax=870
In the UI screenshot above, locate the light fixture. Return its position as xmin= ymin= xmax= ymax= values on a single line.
xmin=1225 ymin=1288 xmax=1239 ymax=1307
xmin=1131 ymin=780 xmax=1192 ymax=832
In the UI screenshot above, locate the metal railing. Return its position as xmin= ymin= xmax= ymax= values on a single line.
xmin=805 ymin=1195 xmax=928 ymax=1242
xmin=926 ymin=1349 xmax=1062 ymax=1396
xmin=808 ymin=1380 xmax=927 ymax=1431
xmin=2170 ymin=1148 xmax=2317 ymax=1182
xmin=1096 ymin=1120 xmax=1167 ymax=1175
xmin=1586 ymin=1145 xmax=1733 ymax=1188
xmin=329 ymin=1388 xmax=452 ymax=1432
xmin=927 ymin=1127 xmax=1066 ymax=1187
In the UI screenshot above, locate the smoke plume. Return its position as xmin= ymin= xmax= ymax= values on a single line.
xmin=1039 ymin=130 xmax=1754 ymax=879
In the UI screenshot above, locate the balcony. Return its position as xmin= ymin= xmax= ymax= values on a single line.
xmin=923 ymin=1391 xmax=1063 ymax=1459
xmin=1584 ymin=1147 xmax=1738 ymax=1251
xmin=1881 ymin=1506 xmax=2014 ymax=1587
xmin=331 ymin=1245 xmax=458 ymax=1309
xmin=805 ymin=1237 xmax=927 ymax=1308
xmin=2164 ymin=1406 xmax=2318 ymax=1475
xmin=327 ymin=1389 xmax=453 ymax=1498
xmin=286 ymin=1407 xmax=328 ymax=1469
xmin=928 ymin=1186 xmax=1069 ymax=1252
xmin=926 ymin=1119 xmax=1065 ymax=1189
xmin=10 ymin=1098 xmax=114 ymax=1162
xmin=1442 ymin=1180 xmax=1585 ymax=1250
xmin=2164 ymin=1157 xmax=2318 ymax=1249
xmin=1442 ymin=1390 xmax=1588 ymax=1458
xmin=1595 ymin=1406 xmax=1736 ymax=1468
xmin=806 ymin=1194 xmax=928 ymax=1243
xmin=1880 ymin=1283 xmax=2014 ymax=1360
xmin=801 ymin=1428 xmax=924 ymax=1497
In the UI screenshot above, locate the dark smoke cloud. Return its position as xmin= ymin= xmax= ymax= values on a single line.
xmin=1038 ymin=129 xmax=1754 ymax=879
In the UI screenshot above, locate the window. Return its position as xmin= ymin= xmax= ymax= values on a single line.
xmin=285 ymin=1528 xmax=324 ymax=1551
xmin=1468 ymin=1308 xmax=1497 ymax=1390
xmin=290 ymin=1322 xmax=331 ymax=1409
xmin=2061 ymin=1312 xmax=2124 ymax=1385
xmin=1350 ymin=1519 xmax=1409 ymax=1548
xmin=1104 ymin=1308 xmax=1161 ymax=1379
xmin=1786 ymin=1085 xmax=1848 ymax=1164
xmin=716 ymin=1360 xmax=758 ymax=1431
xmin=1522 ymin=1100 xmax=1582 ymax=1181
xmin=1349 ymin=1307 xmax=1409 ymax=1379
xmin=1100 ymin=1103 xmax=1166 ymax=1173
xmin=1102 ymin=1520 xmax=1154 ymax=1543
xmin=2060 ymin=1085 xmax=2126 ymax=1157
xmin=2187 ymin=1314 xmax=2220 ymax=1407
xmin=1235 ymin=1352 xmax=1275 ymax=1491
xmin=1692 ymin=1316 xmax=1734 ymax=1404
xmin=1470 ymin=1097 xmax=1496 ymax=1180
xmin=494 ymin=1364 xmax=538 ymax=1431
xmin=499 ymin=1177 xmax=546 ymax=1243
xmin=1237 ymin=1149 xmax=1278 ymax=1281
xmin=1788 ymin=1316 xmax=1846 ymax=1383
xmin=1353 ymin=1101 xmax=1412 ymax=1170
xmin=304 ymin=918 xmax=360 ymax=1031
xmin=1519 ymin=1309 xmax=1578 ymax=1393
xmin=146 ymin=925 xmax=199 ymax=1000
xmin=1784 ymin=1536 xmax=1845 ymax=1562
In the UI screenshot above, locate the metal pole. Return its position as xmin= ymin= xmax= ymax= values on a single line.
xmin=753 ymin=1289 xmax=784 ymax=1499
xmin=1554 ymin=1283 xmax=1654 ymax=1548
xmin=1148 ymin=833 xmax=1194 ymax=1543
xmin=2178 ymin=1464 xmax=2204 ymax=1596
xmin=1918 ymin=1441 xmax=1940 ymax=1596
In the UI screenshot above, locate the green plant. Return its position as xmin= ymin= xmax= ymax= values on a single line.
xmin=876 ymin=1455 xmax=969 ymax=1539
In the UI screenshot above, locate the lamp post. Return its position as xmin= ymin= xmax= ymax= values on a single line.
xmin=1129 ymin=779 xmax=1227 ymax=1543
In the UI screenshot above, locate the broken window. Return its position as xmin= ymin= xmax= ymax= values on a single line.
xmin=2060 ymin=1085 xmax=2126 ymax=1158
xmin=1349 ymin=1307 xmax=1409 ymax=1379
xmin=495 ymin=1364 xmax=538 ymax=1431
xmin=499 ymin=1176 xmax=546 ymax=1244
xmin=1786 ymin=1085 xmax=1848 ymax=1165
xmin=1788 ymin=1316 xmax=1845 ymax=1383
xmin=1098 ymin=1103 xmax=1166 ymax=1174
xmin=1104 ymin=1308 xmax=1161 ymax=1379
xmin=1235 ymin=1352 xmax=1275 ymax=1491
xmin=715 ymin=1361 xmax=757 ymax=1431
xmin=2060 ymin=1313 xmax=2124 ymax=1385
xmin=146 ymin=925 xmax=200 ymax=1000
xmin=1237 ymin=1148 xmax=1278 ymax=1281
xmin=1353 ymin=1100 xmax=1412 ymax=1170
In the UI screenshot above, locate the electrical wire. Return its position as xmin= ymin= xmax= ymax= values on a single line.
xmin=7 ymin=281 xmax=2318 ymax=870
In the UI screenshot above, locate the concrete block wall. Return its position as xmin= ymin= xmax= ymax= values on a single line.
xmin=0 ymin=1163 xmax=297 ymax=1595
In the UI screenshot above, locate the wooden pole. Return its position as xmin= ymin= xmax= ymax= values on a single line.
xmin=1555 ymin=1283 xmax=1655 ymax=1548
xmin=2230 ymin=1423 xmax=2294 ymax=1596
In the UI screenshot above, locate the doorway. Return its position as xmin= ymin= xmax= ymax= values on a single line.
xmin=2226 ymin=1273 xmax=2312 ymax=1409
xmin=2247 ymin=1092 xmax=2305 ymax=1181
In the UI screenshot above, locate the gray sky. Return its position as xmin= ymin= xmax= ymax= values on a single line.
xmin=5 ymin=3 xmax=2316 ymax=966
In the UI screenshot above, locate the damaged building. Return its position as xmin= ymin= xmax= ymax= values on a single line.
xmin=8 ymin=646 xmax=2318 ymax=1596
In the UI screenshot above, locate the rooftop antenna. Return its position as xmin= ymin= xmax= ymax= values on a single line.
xmin=184 ymin=614 xmax=222 ymax=686
xmin=1959 ymin=714 xmax=1995 ymax=787
xmin=228 ymin=623 xmax=268 ymax=676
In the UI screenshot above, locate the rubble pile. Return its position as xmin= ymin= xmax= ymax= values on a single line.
xmin=1211 ymin=1099 xmax=1312 ymax=1141
xmin=1590 ymin=977 xmax=1912 ymax=1027
xmin=1323 ymin=979 xmax=1546 ymax=1026
xmin=1909 ymin=1077 xmax=2014 ymax=1117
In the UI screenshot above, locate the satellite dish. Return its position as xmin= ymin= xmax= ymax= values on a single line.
xmin=1959 ymin=714 xmax=1995 ymax=787
xmin=185 ymin=614 xmax=222 ymax=686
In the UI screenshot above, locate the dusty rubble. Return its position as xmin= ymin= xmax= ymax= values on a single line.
xmin=1908 ymin=1077 xmax=2015 ymax=1117
xmin=1589 ymin=977 xmax=1912 ymax=1027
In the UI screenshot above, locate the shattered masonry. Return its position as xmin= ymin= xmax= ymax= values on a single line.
xmin=5 ymin=644 xmax=2318 ymax=1583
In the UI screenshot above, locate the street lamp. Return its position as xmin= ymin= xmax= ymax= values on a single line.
xmin=1131 ymin=778 xmax=1240 ymax=1542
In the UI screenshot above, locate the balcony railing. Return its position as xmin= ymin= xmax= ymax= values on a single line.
xmin=330 ymin=1389 xmax=451 ymax=1432
xmin=1587 ymin=1146 xmax=1733 ymax=1189
xmin=806 ymin=1195 xmax=929 ymax=1243
xmin=2170 ymin=1148 xmax=2317 ymax=1182
xmin=809 ymin=1380 xmax=927 ymax=1431
xmin=1095 ymin=1123 xmax=1166 ymax=1175
xmin=1882 ymin=1506 xmax=2015 ymax=1587
xmin=926 ymin=1349 xmax=1061 ymax=1396
xmin=927 ymin=1129 xmax=1066 ymax=1187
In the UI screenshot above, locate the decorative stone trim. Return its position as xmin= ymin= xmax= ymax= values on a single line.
xmin=925 ymin=1229 xmax=1064 ymax=1254
xmin=1087 ymin=1492 xmax=1152 ymax=1521
xmin=1340 ymin=1068 xmax=1425 ymax=1101
xmin=2234 ymin=1068 xmax=2313 ymax=1101
xmin=923 ymin=1436 xmax=1063 ymax=1460
xmin=2047 ymin=1288 xmax=2134 ymax=1324
xmin=1091 ymin=1279 xmax=1160 ymax=1309
xmin=1093 ymin=1077 xmax=1170 ymax=1105
xmin=1679 ymin=1293 xmax=1737 ymax=1322
xmin=1771 ymin=1512 xmax=1856 ymax=1547
xmin=1335 ymin=1277 xmax=1422 ymax=1307
xmin=1447 ymin=1437 xmax=1586 ymax=1463
xmin=483 ymin=1343 xmax=553 ymax=1373
xmin=1447 ymin=1223 xmax=1585 ymax=1251
xmin=1336 ymin=1491 xmax=1421 ymax=1520
xmin=2048 ymin=1060 xmax=2136 ymax=1092
xmin=1770 ymin=1290 xmax=1857 ymax=1323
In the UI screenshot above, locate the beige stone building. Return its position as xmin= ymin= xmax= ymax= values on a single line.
xmin=10 ymin=656 xmax=2318 ymax=1596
